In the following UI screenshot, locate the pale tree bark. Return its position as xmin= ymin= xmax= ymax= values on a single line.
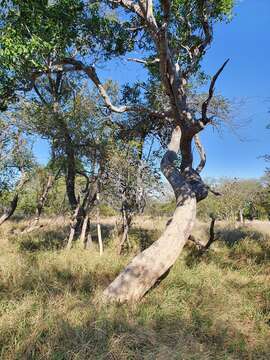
xmin=85 ymin=231 xmax=93 ymax=249
xmin=239 ymin=209 xmax=244 ymax=224
xmin=66 ymin=198 xmax=82 ymax=250
xmin=80 ymin=214 xmax=90 ymax=247
xmin=103 ymin=127 xmax=206 ymax=302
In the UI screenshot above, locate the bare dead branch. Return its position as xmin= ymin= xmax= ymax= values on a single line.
xmin=201 ymin=59 xmax=230 ymax=125
xmin=204 ymin=216 xmax=216 ymax=250
xmin=127 ymin=57 xmax=160 ymax=65
xmin=208 ymin=187 xmax=222 ymax=197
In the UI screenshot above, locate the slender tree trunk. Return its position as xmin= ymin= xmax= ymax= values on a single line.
xmin=65 ymin=141 xmax=77 ymax=210
xmin=24 ymin=173 xmax=56 ymax=233
xmin=66 ymin=199 xmax=84 ymax=249
xmin=118 ymin=209 xmax=132 ymax=255
xmin=80 ymin=214 xmax=89 ymax=247
xmin=239 ymin=209 xmax=244 ymax=224
xmin=96 ymin=192 xmax=103 ymax=255
xmin=0 ymin=194 xmax=19 ymax=226
xmin=103 ymin=127 xmax=207 ymax=302
xmin=189 ymin=216 xmax=217 ymax=253
xmin=204 ymin=216 xmax=216 ymax=251
xmin=0 ymin=172 xmax=28 ymax=226
xmin=85 ymin=231 xmax=93 ymax=249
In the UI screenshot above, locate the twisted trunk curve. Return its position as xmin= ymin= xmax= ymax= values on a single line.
xmin=103 ymin=127 xmax=205 ymax=302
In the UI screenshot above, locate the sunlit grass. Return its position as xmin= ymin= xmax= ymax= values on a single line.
xmin=0 ymin=217 xmax=269 ymax=359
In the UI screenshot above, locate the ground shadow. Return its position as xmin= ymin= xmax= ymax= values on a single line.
xmin=89 ymin=222 xmax=115 ymax=246
xmin=185 ymin=225 xmax=270 ymax=269
xmin=218 ymin=227 xmax=263 ymax=247
xmin=7 ymin=300 xmax=270 ymax=360
xmin=18 ymin=228 xmax=68 ymax=252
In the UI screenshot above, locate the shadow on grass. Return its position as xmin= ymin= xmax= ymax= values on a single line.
xmin=89 ymin=222 xmax=115 ymax=246
xmin=18 ymin=229 xmax=68 ymax=252
xmin=129 ymin=227 xmax=161 ymax=251
xmin=1 ymin=261 xmax=118 ymax=301
xmin=185 ymin=226 xmax=270 ymax=269
xmin=218 ymin=227 xmax=263 ymax=247
xmin=17 ymin=222 xmax=116 ymax=253
xmin=6 ymin=301 xmax=270 ymax=360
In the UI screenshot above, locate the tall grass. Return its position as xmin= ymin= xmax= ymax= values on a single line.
xmin=0 ymin=217 xmax=269 ymax=359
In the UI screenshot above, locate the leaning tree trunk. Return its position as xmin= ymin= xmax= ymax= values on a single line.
xmin=0 ymin=172 xmax=28 ymax=226
xmin=103 ymin=127 xmax=207 ymax=303
xmin=0 ymin=194 xmax=19 ymax=226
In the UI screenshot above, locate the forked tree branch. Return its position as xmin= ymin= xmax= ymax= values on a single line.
xmin=59 ymin=58 xmax=172 ymax=119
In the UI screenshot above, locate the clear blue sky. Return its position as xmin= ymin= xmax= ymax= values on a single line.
xmin=34 ymin=0 xmax=270 ymax=179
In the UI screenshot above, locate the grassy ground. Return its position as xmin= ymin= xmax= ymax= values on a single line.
xmin=0 ymin=216 xmax=270 ymax=359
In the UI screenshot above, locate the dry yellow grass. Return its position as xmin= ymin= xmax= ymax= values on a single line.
xmin=0 ymin=216 xmax=269 ymax=359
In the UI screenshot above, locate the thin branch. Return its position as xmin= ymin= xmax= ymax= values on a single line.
xmin=194 ymin=134 xmax=206 ymax=173
xmin=207 ymin=187 xmax=222 ymax=197
xmin=33 ymin=84 xmax=48 ymax=105
xmin=109 ymin=0 xmax=144 ymax=18
xmin=199 ymin=1 xmax=213 ymax=53
xmin=201 ymin=59 xmax=230 ymax=125
xmin=127 ymin=57 xmax=160 ymax=65
xmin=204 ymin=216 xmax=217 ymax=251
xmin=59 ymin=58 xmax=172 ymax=119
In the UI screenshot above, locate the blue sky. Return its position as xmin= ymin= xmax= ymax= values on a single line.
xmin=34 ymin=0 xmax=270 ymax=179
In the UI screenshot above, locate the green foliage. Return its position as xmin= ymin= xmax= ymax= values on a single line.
xmin=0 ymin=116 xmax=36 ymax=197
xmin=145 ymin=198 xmax=176 ymax=217
xmin=111 ymin=0 xmax=234 ymax=77
xmin=197 ymin=178 xmax=269 ymax=222
xmin=0 ymin=0 xmax=135 ymax=103
xmin=99 ymin=204 xmax=117 ymax=217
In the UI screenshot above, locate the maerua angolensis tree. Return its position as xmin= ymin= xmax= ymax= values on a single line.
xmin=35 ymin=1 xmax=233 ymax=301
xmin=0 ymin=0 xmax=233 ymax=301
xmin=99 ymin=0 xmax=233 ymax=302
